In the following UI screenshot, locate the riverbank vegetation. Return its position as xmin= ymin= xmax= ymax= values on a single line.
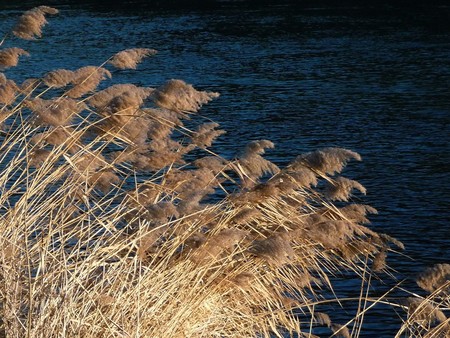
xmin=0 ymin=6 xmax=448 ymax=337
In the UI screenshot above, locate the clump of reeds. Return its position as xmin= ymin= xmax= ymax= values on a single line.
xmin=396 ymin=264 xmax=450 ymax=337
xmin=0 ymin=6 xmax=429 ymax=338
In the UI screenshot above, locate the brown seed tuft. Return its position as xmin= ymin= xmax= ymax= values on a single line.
xmin=89 ymin=170 xmax=121 ymax=193
xmin=372 ymin=249 xmax=387 ymax=272
xmin=331 ymin=323 xmax=351 ymax=338
xmin=28 ymin=148 xmax=52 ymax=168
xmin=191 ymin=122 xmax=226 ymax=148
xmin=137 ymin=226 xmax=168 ymax=259
xmin=108 ymin=48 xmax=157 ymax=69
xmin=230 ymin=272 xmax=254 ymax=289
xmin=287 ymin=167 xmax=318 ymax=188
xmin=416 ymin=264 xmax=450 ymax=293
xmin=193 ymin=156 xmax=228 ymax=173
xmin=0 ymin=78 xmax=19 ymax=105
xmin=192 ymin=229 xmax=248 ymax=264
xmin=325 ymin=176 xmax=366 ymax=201
xmin=42 ymin=69 xmax=75 ymax=87
xmin=306 ymin=220 xmax=354 ymax=249
xmin=20 ymin=78 xmax=40 ymax=95
xmin=152 ymin=79 xmax=219 ymax=113
xmin=237 ymin=140 xmax=279 ymax=188
xmin=97 ymin=294 xmax=115 ymax=307
xmin=88 ymin=84 xmax=153 ymax=110
xmin=67 ymin=66 xmax=112 ymax=98
xmin=339 ymin=204 xmax=378 ymax=224
xmin=379 ymin=233 xmax=405 ymax=250
xmin=294 ymin=147 xmax=361 ymax=175
xmin=30 ymin=127 xmax=80 ymax=153
xmin=26 ymin=97 xmax=86 ymax=126
xmin=314 ymin=312 xmax=331 ymax=327
xmin=0 ymin=48 xmax=30 ymax=69
xmin=146 ymin=202 xmax=179 ymax=223
xmin=249 ymin=234 xmax=294 ymax=266
xmin=230 ymin=207 xmax=260 ymax=225
xmin=13 ymin=6 xmax=59 ymax=40
xmin=407 ymin=297 xmax=447 ymax=324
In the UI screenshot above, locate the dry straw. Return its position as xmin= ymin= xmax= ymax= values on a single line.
xmin=1 ymin=5 xmax=444 ymax=338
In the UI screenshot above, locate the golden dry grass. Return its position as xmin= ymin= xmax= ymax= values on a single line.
xmin=0 ymin=6 xmax=448 ymax=338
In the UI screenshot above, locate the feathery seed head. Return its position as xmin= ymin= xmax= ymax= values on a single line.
xmin=294 ymin=147 xmax=361 ymax=175
xmin=0 ymin=48 xmax=30 ymax=69
xmin=67 ymin=66 xmax=112 ymax=98
xmin=109 ymin=48 xmax=157 ymax=69
xmin=42 ymin=69 xmax=75 ymax=87
xmin=13 ymin=6 xmax=59 ymax=40
xmin=249 ymin=234 xmax=294 ymax=266
xmin=88 ymin=84 xmax=153 ymax=110
xmin=416 ymin=264 xmax=450 ymax=293
xmin=192 ymin=122 xmax=226 ymax=148
xmin=325 ymin=176 xmax=366 ymax=201
xmin=0 ymin=78 xmax=18 ymax=105
xmin=152 ymin=79 xmax=219 ymax=113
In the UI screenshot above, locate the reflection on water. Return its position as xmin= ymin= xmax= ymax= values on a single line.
xmin=1 ymin=1 xmax=449 ymax=336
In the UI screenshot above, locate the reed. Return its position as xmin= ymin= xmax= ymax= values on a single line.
xmin=0 ymin=6 xmax=446 ymax=338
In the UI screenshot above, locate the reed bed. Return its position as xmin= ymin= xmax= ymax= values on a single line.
xmin=0 ymin=6 xmax=448 ymax=337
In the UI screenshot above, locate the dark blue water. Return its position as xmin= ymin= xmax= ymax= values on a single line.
xmin=1 ymin=2 xmax=449 ymax=336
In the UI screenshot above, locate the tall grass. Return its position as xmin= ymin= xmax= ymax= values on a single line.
xmin=0 ymin=6 xmax=448 ymax=337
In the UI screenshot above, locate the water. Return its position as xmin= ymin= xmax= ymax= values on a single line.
xmin=1 ymin=1 xmax=449 ymax=336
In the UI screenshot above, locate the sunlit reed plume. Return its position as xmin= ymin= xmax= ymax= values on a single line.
xmin=0 ymin=76 xmax=18 ymax=105
xmin=12 ymin=6 xmax=59 ymax=40
xmin=0 ymin=48 xmax=29 ymax=69
xmin=416 ymin=263 xmax=450 ymax=293
xmin=152 ymin=79 xmax=219 ymax=112
xmin=108 ymin=48 xmax=157 ymax=69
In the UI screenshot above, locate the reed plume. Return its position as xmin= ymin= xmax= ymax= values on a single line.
xmin=249 ymin=234 xmax=295 ymax=266
xmin=20 ymin=77 xmax=40 ymax=95
xmin=406 ymin=298 xmax=447 ymax=326
xmin=108 ymin=48 xmax=157 ymax=69
xmin=416 ymin=263 xmax=450 ymax=293
xmin=26 ymin=97 xmax=86 ymax=126
xmin=0 ymin=77 xmax=18 ymax=105
xmin=12 ymin=6 xmax=59 ymax=40
xmin=191 ymin=122 xmax=226 ymax=148
xmin=0 ymin=48 xmax=29 ymax=69
xmin=294 ymin=147 xmax=361 ymax=175
xmin=152 ymin=79 xmax=219 ymax=112
xmin=325 ymin=176 xmax=367 ymax=201
xmin=237 ymin=139 xmax=280 ymax=187
xmin=67 ymin=66 xmax=111 ymax=98
xmin=87 ymin=84 xmax=153 ymax=109
xmin=42 ymin=69 xmax=75 ymax=87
